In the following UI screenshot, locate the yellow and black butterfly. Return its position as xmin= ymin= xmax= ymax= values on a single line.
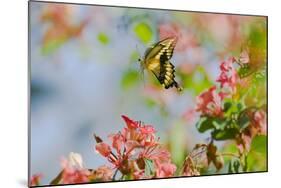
xmin=138 ymin=37 xmax=183 ymax=92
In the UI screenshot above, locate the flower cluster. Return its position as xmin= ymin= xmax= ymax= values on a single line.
xmin=40 ymin=4 xmax=89 ymax=54
xmin=95 ymin=115 xmax=176 ymax=179
xmin=194 ymin=54 xmax=267 ymax=171
xmin=59 ymin=152 xmax=91 ymax=184
xmin=196 ymin=57 xmax=238 ymax=118
xmin=195 ymin=86 xmax=224 ymax=117
xmin=216 ymin=57 xmax=238 ymax=95
xmin=46 ymin=152 xmax=113 ymax=185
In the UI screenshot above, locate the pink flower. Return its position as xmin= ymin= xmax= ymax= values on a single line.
xmin=219 ymin=57 xmax=234 ymax=71
xmin=139 ymin=125 xmax=156 ymax=134
xmin=158 ymin=23 xmax=198 ymax=51
xmin=60 ymin=155 xmax=90 ymax=184
xmin=132 ymin=170 xmax=145 ymax=179
xmin=121 ymin=119 xmax=157 ymax=148
xmin=30 ymin=173 xmax=43 ymax=186
xmin=61 ymin=168 xmax=90 ymax=184
xmin=121 ymin=115 xmax=140 ymax=129
xmin=253 ymin=110 xmax=267 ymax=135
xmin=196 ymin=86 xmax=224 ymax=117
xmin=139 ymin=145 xmax=176 ymax=178
xmin=141 ymin=146 xmax=170 ymax=163
xmin=155 ymin=162 xmax=177 ymax=178
xmin=95 ymin=142 xmax=112 ymax=157
xmin=109 ymin=133 xmax=124 ymax=155
xmin=216 ymin=57 xmax=238 ymax=94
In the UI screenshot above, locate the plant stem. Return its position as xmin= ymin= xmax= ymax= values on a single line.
xmin=112 ymin=168 xmax=119 ymax=181
xmin=220 ymin=152 xmax=240 ymax=159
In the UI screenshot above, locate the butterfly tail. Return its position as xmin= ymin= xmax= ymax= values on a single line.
xmin=173 ymin=81 xmax=183 ymax=92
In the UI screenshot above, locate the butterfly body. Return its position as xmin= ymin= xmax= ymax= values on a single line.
xmin=139 ymin=37 xmax=182 ymax=91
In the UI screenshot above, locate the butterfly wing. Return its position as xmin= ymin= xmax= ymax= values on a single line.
xmin=144 ymin=37 xmax=177 ymax=62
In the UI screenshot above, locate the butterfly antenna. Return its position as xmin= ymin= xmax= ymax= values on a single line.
xmin=136 ymin=44 xmax=140 ymax=56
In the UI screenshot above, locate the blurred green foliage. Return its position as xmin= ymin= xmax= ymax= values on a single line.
xmin=144 ymin=98 xmax=157 ymax=108
xmin=249 ymin=21 xmax=267 ymax=49
xmin=121 ymin=69 xmax=140 ymax=90
xmin=179 ymin=65 xmax=213 ymax=95
xmin=247 ymin=135 xmax=267 ymax=171
xmin=168 ymin=122 xmax=187 ymax=167
xmin=134 ymin=22 xmax=153 ymax=44
xmin=42 ymin=38 xmax=66 ymax=55
xmin=97 ymin=32 xmax=110 ymax=45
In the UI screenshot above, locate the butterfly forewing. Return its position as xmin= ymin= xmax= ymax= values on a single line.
xmin=144 ymin=37 xmax=177 ymax=61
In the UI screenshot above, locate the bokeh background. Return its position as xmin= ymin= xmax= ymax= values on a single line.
xmin=29 ymin=1 xmax=267 ymax=184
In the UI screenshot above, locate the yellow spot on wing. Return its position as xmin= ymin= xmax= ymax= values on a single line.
xmin=165 ymin=75 xmax=171 ymax=80
xmin=166 ymin=72 xmax=173 ymax=77
xmin=147 ymin=61 xmax=159 ymax=71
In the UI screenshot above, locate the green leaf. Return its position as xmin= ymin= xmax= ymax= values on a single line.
xmin=228 ymin=161 xmax=233 ymax=173
xmin=238 ymin=64 xmax=252 ymax=78
xmin=223 ymin=102 xmax=232 ymax=112
xmin=212 ymin=128 xmax=239 ymax=140
xmin=196 ymin=116 xmax=227 ymax=133
xmin=121 ymin=70 xmax=140 ymax=90
xmin=250 ymin=135 xmax=267 ymax=154
xmin=134 ymin=22 xmax=153 ymax=44
xmin=228 ymin=159 xmax=242 ymax=173
xmin=213 ymin=118 xmax=228 ymax=130
xmin=123 ymin=174 xmax=132 ymax=180
xmin=196 ymin=116 xmax=215 ymax=133
xmin=223 ymin=100 xmax=245 ymax=117
xmin=237 ymin=102 xmax=243 ymax=111
xmin=97 ymin=32 xmax=110 ymax=45
xmin=144 ymin=158 xmax=155 ymax=177
xmin=246 ymin=135 xmax=267 ymax=171
xmin=237 ymin=112 xmax=250 ymax=130
xmin=222 ymin=142 xmax=239 ymax=155
xmin=233 ymin=160 xmax=241 ymax=173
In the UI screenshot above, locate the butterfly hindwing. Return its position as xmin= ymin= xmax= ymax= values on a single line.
xmin=157 ymin=60 xmax=177 ymax=89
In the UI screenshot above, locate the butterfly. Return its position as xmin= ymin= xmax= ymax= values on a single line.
xmin=235 ymin=47 xmax=266 ymax=79
xmin=138 ymin=37 xmax=183 ymax=92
